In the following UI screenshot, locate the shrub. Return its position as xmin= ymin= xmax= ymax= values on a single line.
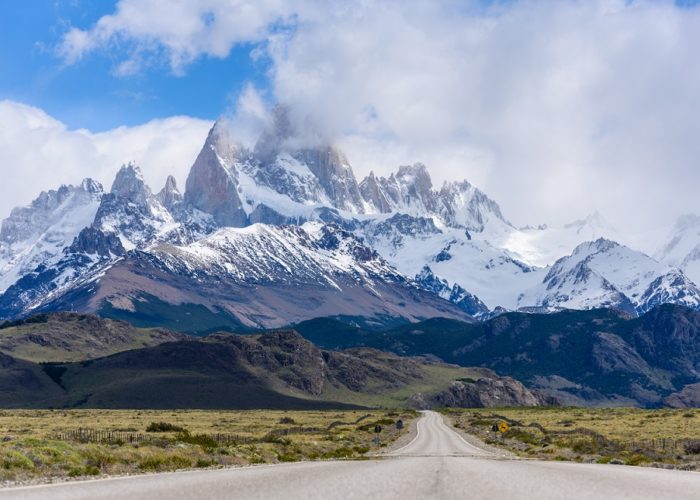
xmin=625 ymin=454 xmax=650 ymax=466
xmin=278 ymin=417 xmax=296 ymax=425
xmin=175 ymin=432 xmax=218 ymax=450
xmin=146 ymin=422 xmax=186 ymax=433
xmin=504 ymin=429 xmax=541 ymax=446
xmin=1 ymin=450 xmax=34 ymax=470
xmin=684 ymin=440 xmax=700 ymax=455
xmin=277 ymin=452 xmax=299 ymax=462
xmin=139 ymin=454 xmax=191 ymax=471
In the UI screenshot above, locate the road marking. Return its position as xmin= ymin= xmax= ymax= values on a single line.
xmin=385 ymin=411 xmax=423 ymax=456
xmin=436 ymin=412 xmax=503 ymax=457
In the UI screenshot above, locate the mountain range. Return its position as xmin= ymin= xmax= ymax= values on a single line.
xmin=2 ymin=109 xmax=700 ymax=327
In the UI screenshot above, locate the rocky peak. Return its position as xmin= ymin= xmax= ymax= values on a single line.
xmin=396 ymin=163 xmax=433 ymax=192
xmin=359 ymin=171 xmax=392 ymax=213
xmin=80 ymin=178 xmax=103 ymax=195
xmin=0 ymin=180 xmax=104 ymax=245
xmin=157 ymin=175 xmax=183 ymax=211
xmin=436 ymin=180 xmax=508 ymax=232
xmin=572 ymin=238 xmax=619 ymax=258
xmin=68 ymin=226 xmax=126 ymax=257
xmin=110 ymin=163 xmax=151 ymax=207
xmin=184 ymin=121 xmax=247 ymax=227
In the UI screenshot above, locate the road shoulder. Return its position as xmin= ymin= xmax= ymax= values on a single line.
xmin=440 ymin=412 xmax=516 ymax=458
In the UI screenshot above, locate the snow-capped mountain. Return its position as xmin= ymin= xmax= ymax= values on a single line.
xmin=656 ymin=214 xmax=700 ymax=286
xmin=1 ymin=115 xmax=699 ymax=324
xmin=3 ymin=222 xmax=470 ymax=328
xmin=519 ymin=238 xmax=700 ymax=315
xmin=0 ymin=179 xmax=103 ymax=293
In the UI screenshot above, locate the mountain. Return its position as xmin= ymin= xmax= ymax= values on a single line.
xmin=294 ymin=304 xmax=700 ymax=407
xmin=1 ymin=116 xmax=699 ymax=322
xmin=0 ymin=320 xmax=535 ymax=409
xmin=0 ymin=179 xmax=103 ymax=293
xmin=518 ymin=238 xmax=700 ymax=315
xmin=0 ymin=312 xmax=185 ymax=362
xmin=5 ymin=222 xmax=470 ymax=330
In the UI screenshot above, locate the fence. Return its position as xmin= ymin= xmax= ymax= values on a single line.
xmin=54 ymin=428 xmax=256 ymax=446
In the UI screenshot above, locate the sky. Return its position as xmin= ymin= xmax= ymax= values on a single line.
xmin=2 ymin=0 xmax=700 ymax=251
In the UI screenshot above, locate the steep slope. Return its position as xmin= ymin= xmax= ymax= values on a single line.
xmin=0 ymin=329 xmax=498 ymax=409
xmin=26 ymin=223 xmax=470 ymax=330
xmin=0 ymin=179 xmax=103 ymax=293
xmin=364 ymin=219 xmax=541 ymax=311
xmin=0 ymin=312 xmax=185 ymax=362
xmin=519 ymin=239 xmax=700 ymax=315
xmin=296 ymin=305 xmax=700 ymax=407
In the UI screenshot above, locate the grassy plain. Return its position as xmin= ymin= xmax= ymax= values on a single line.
xmin=445 ymin=407 xmax=700 ymax=469
xmin=0 ymin=409 xmax=416 ymax=484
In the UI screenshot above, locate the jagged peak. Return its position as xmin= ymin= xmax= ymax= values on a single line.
xmin=79 ymin=178 xmax=104 ymax=195
xmin=396 ymin=163 xmax=433 ymax=189
xmin=571 ymin=237 xmax=620 ymax=256
xmin=440 ymin=179 xmax=474 ymax=194
xmin=110 ymin=162 xmax=152 ymax=205
xmin=161 ymin=175 xmax=180 ymax=195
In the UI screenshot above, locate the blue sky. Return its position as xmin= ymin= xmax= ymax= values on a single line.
xmin=1 ymin=0 xmax=699 ymax=131
xmin=2 ymin=0 xmax=700 ymax=241
xmin=0 ymin=1 xmax=268 ymax=130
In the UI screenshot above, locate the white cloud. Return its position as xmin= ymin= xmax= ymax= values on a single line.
xmin=58 ymin=0 xmax=308 ymax=74
xmin=0 ymin=100 xmax=212 ymax=218
xmin=51 ymin=0 xmax=700 ymax=245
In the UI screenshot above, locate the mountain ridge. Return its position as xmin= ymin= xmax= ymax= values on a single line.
xmin=1 ymin=117 xmax=699 ymax=322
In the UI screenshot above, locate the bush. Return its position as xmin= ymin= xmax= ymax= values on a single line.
xmin=278 ymin=417 xmax=296 ymax=425
xmin=146 ymin=422 xmax=186 ymax=433
xmin=625 ymin=454 xmax=650 ymax=466
xmin=277 ymin=452 xmax=299 ymax=462
xmin=139 ymin=454 xmax=191 ymax=471
xmin=504 ymin=429 xmax=541 ymax=446
xmin=2 ymin=450 xmax=34 ymax=470
xmin=175 ymin=432 xmax=218 ymax=450
xmin=684 ymin=440 xmax=700 ymax=454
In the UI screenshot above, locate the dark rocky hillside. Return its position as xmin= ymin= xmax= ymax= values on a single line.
xmin=0 ymin=320 xmax=539 ymax=410
xmin=294 ymin=304 xmax=700 ymax=407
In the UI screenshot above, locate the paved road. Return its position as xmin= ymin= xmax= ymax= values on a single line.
xmin=3 ymin=411 xmax=700 ymax=499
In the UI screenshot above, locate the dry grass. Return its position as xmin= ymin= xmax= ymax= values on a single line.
xmin=445 ymin=407 xmax=700 ymax=469
xmin=0 ymin=409 xmax=417 ymax=485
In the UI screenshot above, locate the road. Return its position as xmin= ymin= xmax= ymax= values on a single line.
xmin=3 ymin=411 xmax=700 ymax=499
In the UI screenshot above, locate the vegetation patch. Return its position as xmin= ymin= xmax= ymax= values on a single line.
xmin=443 ymin=407 xmax=700 ymax=470
xmin=0 ymin=409 xmax=417 ymax=485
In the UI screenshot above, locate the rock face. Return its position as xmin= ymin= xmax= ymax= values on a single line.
xmin=157 ymin=175 xmax=183 ymax=211
xmin=68 ymin=227 xmax=125 ymax=257
xmin=94 ymin=163 xmax=176 ymax=249
xmin=430 ymin=377 xmax=542 ymax=408
xmin=663 ymin=383 xmax=700 ymax=408
xmin=407 ymin=370 xmax=545 ymax=409
xmin=415 ymin=266 xmax=489 ymax=317
xmin=0 ymin=179 xmax=103 ymax=292
xmin=184 ymin=122 xmax=248 ymax=227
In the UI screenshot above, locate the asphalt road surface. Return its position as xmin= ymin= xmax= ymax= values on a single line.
xmin=3 ymin=411 xmax=700 ymax=500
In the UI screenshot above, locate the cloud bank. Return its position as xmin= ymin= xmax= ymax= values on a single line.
xmin=0 ymin=100 xmax=211 ymax=218
xmin=45 ymin=0 xmax=700 ymax=243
